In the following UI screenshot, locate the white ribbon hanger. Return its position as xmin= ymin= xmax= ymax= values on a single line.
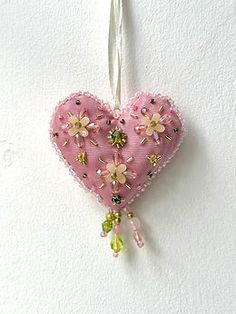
xmin=108 ymin=0 xmax=123 ymax=111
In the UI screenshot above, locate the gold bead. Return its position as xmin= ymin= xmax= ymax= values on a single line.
xmin=114 ymin=217 xmax=121 ymax=225
xmin=106 ymin=213 xmax=113 ymax=220
xmin=114 ymin=212 xmax=121 ymax=218
xmin=127 ymin=212 xmax=134 ymax=219
xmin=76 ymin=152 xmax=87 ymax=165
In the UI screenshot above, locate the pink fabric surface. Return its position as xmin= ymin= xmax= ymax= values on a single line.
xmin=50 ymin=91 xmax=185 ymax=211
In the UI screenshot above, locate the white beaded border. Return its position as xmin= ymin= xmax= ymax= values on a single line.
xmin=49 ymin=91 xmax=186 ymax=209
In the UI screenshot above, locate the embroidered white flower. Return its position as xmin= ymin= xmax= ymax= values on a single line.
xmin=106 ymin=163 xmax=127 ymax=184
xmin=68 ymin=115 xmax=90 ymax=137
xmin=141 ymin=113 xmax=165 ymax=136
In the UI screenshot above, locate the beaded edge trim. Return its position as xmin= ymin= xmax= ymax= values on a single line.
xmin=49 ymin=91 xmax=187 ymax=208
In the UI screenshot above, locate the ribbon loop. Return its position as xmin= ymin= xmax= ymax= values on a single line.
xmin=108 ymin=0 xmax=123 ymax=109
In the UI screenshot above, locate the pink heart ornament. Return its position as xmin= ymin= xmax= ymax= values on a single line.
xmin=50 ymin=91 xmax=185 ymax=211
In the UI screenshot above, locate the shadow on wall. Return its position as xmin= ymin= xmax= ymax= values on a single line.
xmin=123 ymin=121 xmax=206 ymax=263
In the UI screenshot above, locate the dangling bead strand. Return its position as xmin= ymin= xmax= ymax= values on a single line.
xmin=111 ymin=212 xmax=123 ymax=257
xmin=100 ymin=210 xmax=123 ymax=257
xmin=126 ymin=209 xmax=144 ymax=248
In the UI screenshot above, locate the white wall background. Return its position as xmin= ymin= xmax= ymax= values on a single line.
xmin=0 ymin=0 xmax=235 ymax=313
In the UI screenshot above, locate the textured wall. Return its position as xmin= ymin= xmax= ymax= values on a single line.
xmin=0 ymin=0 xmax=235 ymax=313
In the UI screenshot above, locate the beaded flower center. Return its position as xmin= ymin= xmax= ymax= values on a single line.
xmin=75 ymin=121 xmax=82 ymax=128
xmin=150 ymin=120 xmax=157 ymax=128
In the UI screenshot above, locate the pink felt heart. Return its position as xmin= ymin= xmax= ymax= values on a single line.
xmin=50 ymin=92 xmax=185 ymax=211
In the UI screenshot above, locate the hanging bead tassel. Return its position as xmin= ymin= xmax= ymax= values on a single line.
xmin=100 ymin=210 xmax=123 ymax=257
xmin=111 ymin=212 xmax=123 ymax=257
xmin=126 ymin=209 xmax=144 ymax=248
xmin=100 ymin=208 xmax=143 ymax=255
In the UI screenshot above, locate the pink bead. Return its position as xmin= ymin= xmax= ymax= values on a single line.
xmin=93 ymin=124 xmax=100 ymax=133
xmin=134 ymin=126 xmax=141 ymax=134
xmin=126 ymin=171 xmax=137 ymax=179
xmin=114 ymin=151 xmax=121 ymax=165
xmin=137 ymin=241 xmax=144 ymax=248
xmin=122 ymin=207 xmax=129 ymax=213
xmin=141 ymin=107 xmax=148 ymax=115
xmin=160 ymin=114 xmax=172 ymax=124
xmin=129 ymin=217 xmax=141 ymax=230
xmin=113 ymin=108 xmax=121 ymax=119
xmin=75 ymin=135 xmax=84 ymax=147
xmin=133 ymin=230 xmax=144 ymax=248
xmin=113 ymin=224 xmax=122 ymax=234
xmin=61 ymin=123 xmax=68 ymax=130
xmin=112 ymin=181 xmax=120 ymax=193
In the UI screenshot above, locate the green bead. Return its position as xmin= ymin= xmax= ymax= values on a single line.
xmin=102 ymin=220 xmax=113 ymax=233
xmin=111 ymin=173 xmax=117 ymax=181
xmin=112 ymin=130 xmax=122 ymax=143
xmin=108 ymin=128 xmax=126 ymax=148
xmin=111 ymin=234 xmax=123 ymax=253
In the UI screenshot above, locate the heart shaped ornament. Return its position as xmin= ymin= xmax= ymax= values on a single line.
xmin=50 ymin=91 xmax=185 ymax=255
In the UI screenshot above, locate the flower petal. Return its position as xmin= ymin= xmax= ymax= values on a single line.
xmin=68 ymin=126 xmax=79 ymax=137
xmin=140 ymin=116 xmax=150 ymax=126
xmin=156 ymin=123 xmax=165 ymax=133
xmin=146 ymin=126 xmax=154 ymax=136
xmin=151 ymin=113 xmax=160 ymax=122
xmin=116 ymin=163 xmax=127 ymax=174
xmin=80 ymin=116 xmax=90 ymax=127
xmin=106 ymin=163 xmax=116 ymax=173
xmin=117 ymin=173 xmax=126 ymax=184
xmin=106 ymin=174 xmax=113 ymax=183
xmin=68 ymin=116 xmax=79 ymax=125
xmin=79 ymin=127 xmax=89 ymax=137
